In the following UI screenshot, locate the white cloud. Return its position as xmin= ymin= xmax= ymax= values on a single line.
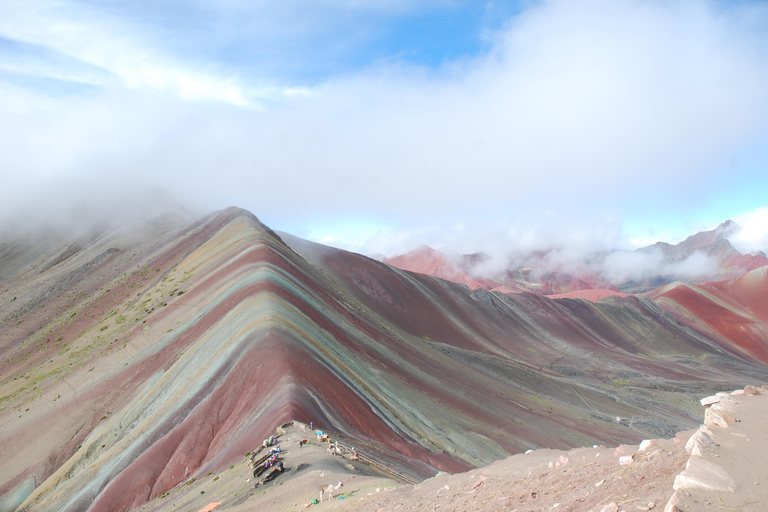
xmin=1 ymin=0 xmax=767 ymax=260
xmin=0 ymin=1 xmax=255 ymax=105
xmin=666 ymin=250 xmax=719 ymax=278
xmin=731 ymin=206 xmax=768 ymax=254
xmin=601 ymin=248 xmax=717 ymax=283
xmin=0 ymin=0 xmax=453 ymax=105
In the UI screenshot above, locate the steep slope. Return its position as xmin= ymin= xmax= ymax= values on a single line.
xmin=648 ymin=266 xmax=768 ymax=365
xmin=2 ymin=209 xmax=469 ymax=512
xmin=2 ymin=208 xmax=768 ymax=512
xmin=545 ymin=288 xmax=628 ymax=301
xmin=283 ymin=234 xmax=768 ymax=440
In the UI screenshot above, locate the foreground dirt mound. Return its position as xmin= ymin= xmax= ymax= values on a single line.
xmin=341 ymin=436 xmax=687 ymax=511
xmin=337 ymin=385 xmax=768 ymax=512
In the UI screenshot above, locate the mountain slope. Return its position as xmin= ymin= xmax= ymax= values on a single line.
xmin=1 ymin=208 xmax=767 ymax=512
xmin=648 ymin=265 xmax=768 ymax=365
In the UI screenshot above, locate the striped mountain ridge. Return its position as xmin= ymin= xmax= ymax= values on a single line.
xmin=385 ymin=221 xmax=768 ymax=297
xmin=1 ymin=207 xmax=767 ymax=512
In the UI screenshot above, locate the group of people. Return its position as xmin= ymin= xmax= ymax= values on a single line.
xmin=253 ymin=447 xmax=285 ymax=485
xmin=262 ymin=452 xmax=280 ymax=469
xmin=255 ymin=456 xmax=284 ymax=485
xmin=250 ymin=435 xmax=286 ymax=483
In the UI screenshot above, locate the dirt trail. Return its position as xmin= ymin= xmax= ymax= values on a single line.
xmin=346 ymin=437 xmax=691 ymax=511
xmin=329 ymin=385 xmax=768 ymax=512
xmin=671 ymin=386 xmax=768 ymax=511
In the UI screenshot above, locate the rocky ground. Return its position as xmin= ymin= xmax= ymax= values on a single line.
xmin=131 ymin=385 xmax=768 ymax=512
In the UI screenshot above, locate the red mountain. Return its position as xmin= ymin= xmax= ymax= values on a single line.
xmin=384 ymin=247 xmax=618 ymax=297
xmin=385 ymin=221 xmax=768 ymax=298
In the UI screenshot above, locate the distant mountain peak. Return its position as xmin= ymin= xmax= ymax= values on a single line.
xmin=715 ymin=219 xmax=739 ymax=237
xmin=384 ymin=219 xmax=767 ymax=296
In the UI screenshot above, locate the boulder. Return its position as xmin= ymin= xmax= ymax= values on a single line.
xmin=685 ymin=425 xmax=714 ymax=456
xmin=673 ymin=456 xmax=737 ymax=492
xmin=704 ymin=407 xmax=736 ymax=429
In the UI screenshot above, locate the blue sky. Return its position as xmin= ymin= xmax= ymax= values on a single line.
xmin=1 ymin=0 xmax=768 ymax=258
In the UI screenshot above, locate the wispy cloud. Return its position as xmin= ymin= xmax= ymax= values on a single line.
xmin=0 ymin=1 xmax=254 ymax=105
xmin=0 ymin=0 xmax=483 ymax=105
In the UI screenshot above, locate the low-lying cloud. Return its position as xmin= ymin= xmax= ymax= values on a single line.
xmin=601 ymin=248 xmax=718 ymax=283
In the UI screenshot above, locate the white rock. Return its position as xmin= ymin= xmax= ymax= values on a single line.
xmin=664 ymin=490 xmax=682 ymax=512
xmin=619 ymin=454 xmax=634 ymax=466
xmin=705 ymin=407 xmax=735 ymax=429
xmin=685 ymin=425 xmax=713 ymax=456
xmin=673 ymin=456 xmax=737 ymax=492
